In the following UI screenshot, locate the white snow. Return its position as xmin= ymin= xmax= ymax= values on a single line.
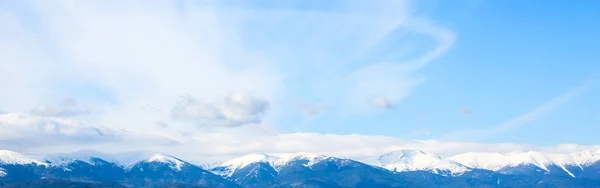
xmin=271 ymin=152 xmax=328 ymax=168
xmin=0 ymin=150 xmax=47 ymax=166
xmin=147 ymin=154 xmax=186 ymax=171
xmin=2 ymin=148 xmax=600 ymax=178
xmin=374 ymin=150 xmax=469 ymax=175
xmin=215 ymin=150 xmax=600 ymax=177
xmin=216 ymin=152 xmax=329 ymax=176
xmin=39 ymin=150 xmax=158 ymax=169
xmin=565 ymin=151 xmax=600 ymax=166
xmin=448 ymin=151 xmax=600 ymax=177
xmin=221 ymin=153 xmax=278 ymax=171
xmin=448 ymin=151 xmax=554 ymax=171
xmin=44 ymin=151 xmax=101 ymax=166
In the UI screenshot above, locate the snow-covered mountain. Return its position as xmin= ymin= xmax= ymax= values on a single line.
xmin=144 ymin=154 xmax=188 ymax=171
xmin=0 ymin=150 xmax=236 ymax=187
xmin=0 ymin=150 xmax=47 ymax=166
xmin=4 ymin=149 xmax=600 ymax=177
xmin=3 ymin=149 xmax=600 ymax=187
xmin=448 ymin=150 xmax=600 ymax=177
xmin=370 ymin=149 xmax=469 ymax=175
xmin=212 ymin=152 xmax=418 ymax=187
xmin=213 ymin=152 xmax=328 ymax=177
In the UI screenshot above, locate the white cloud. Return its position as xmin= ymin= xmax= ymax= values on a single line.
xmin=0 ymin=113 xmax=179 ymax=151
xmin=299 ymin=103 xmax=327 ymax=116
xmin=31 ymin=98 xmax=90 ymax=117
xmin=156 ymin=121 xmax=169 ymax=128
xmin=0 ymin=0 xmax=450 ymax=130
xmin=171 ymin=93 xmax=269 ymax=127
xmin=2 ymin=112 xmax=599 ymax=164
xmin=0 ymin=0 xmax=285 ymax=133
xmin=0 ymin=113 xmax=118 ymax=142
xmin=369 ymin=95 xmax=397 ymax=109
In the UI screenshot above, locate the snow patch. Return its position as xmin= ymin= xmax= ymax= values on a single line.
xmin=216 ymin=152 xmax=329 ymax=176
xmin=375 ymin=150 xmax=468 ymax=175
xmin=147 ymin=154 xmax=186 ymax=171
xmin=271 ymin=152 xmax=327 ymax=168
xmin=222 ymin=153 xmax=277 ymax=171
xmin=0 ymin=150 xmax=47 ymax=166
xmin=449 ymin=150 xmax=600 ymax=177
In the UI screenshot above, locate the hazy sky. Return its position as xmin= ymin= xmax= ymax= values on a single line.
xmin=1 ymin=0 xmax=599 ymax=161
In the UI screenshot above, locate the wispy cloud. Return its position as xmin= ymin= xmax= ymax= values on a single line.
xmin=0 ymin=0 xmax=463 ymax=157
xmin=441 ymin=80 xmax=593 ymax=142
xmin=348 ymin=18 xmax=456 ymax=110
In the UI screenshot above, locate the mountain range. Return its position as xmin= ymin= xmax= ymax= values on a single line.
xmin=2 ymin=149 xmax=600 ymax=187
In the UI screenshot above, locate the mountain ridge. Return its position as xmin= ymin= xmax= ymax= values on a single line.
xmin=3 ymin=149 xmax=600 ymax=187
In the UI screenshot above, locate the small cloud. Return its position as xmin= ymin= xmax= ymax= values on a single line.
xmin=171 ymin=93 xmax=270 ymax=127
xmin=31 ymin=98 xmax=90 ymax=117
xmin=299 ymin=103 xmax=326 ymax=116
xmin=369 ymin=95 xmax=397 ymax=109
xmin=156 ymin=121 xmax=169 ymax=128
xmin=412 ymin=129 xmax=432 ymax=137
xmin=460 ymin=107 xmax=471 ymax=115
xmin=141 ymin=104 xmax=161 ymax=114
xmin=256 ymin=124 xmax=279 ymax=135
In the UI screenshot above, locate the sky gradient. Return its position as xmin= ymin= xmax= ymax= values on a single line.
xmin=1 ymin=0 xmax=599 ymax=161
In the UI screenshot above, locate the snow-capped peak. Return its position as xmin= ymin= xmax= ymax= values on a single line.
xmin=215 ymin=152 xmax=329 ymax=177
xmin=221 ymin=153 xmax=277 ymax=171
xmin=375 ymin=149 xmax=468 ymax=175
xmin=568 ymin=150 xmax=600 ymax=166
xmin=43 ymin=150 xmax=115 ymax=167
xmin=271 ymin=152 xmax=328 ymax=167
xmin=146 ymin=154 xmax=187 ymax=171
xmin=0 ymin=150 xmax=47 ymax=166
xmin=448 ymin=150 xmax=600 ymax=177
xmin=448 ymin=151 xmax=554 ymax=171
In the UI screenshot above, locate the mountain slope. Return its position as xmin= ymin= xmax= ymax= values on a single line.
xmin=125 ymin=154 xmax=238 ymax=188
xmin=448 ymin=151 xmax=600 ymax=177
xmin=215 ymin=152 xmax=433 ymax=187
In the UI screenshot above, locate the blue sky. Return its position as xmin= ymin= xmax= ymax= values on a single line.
xmin=1 ymin=0 xmax=599 ymax=158
xmin=415 ymin=0 xmax=600 ymax=145
xmin=274 ymin=0 xmax=600 ymax=145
